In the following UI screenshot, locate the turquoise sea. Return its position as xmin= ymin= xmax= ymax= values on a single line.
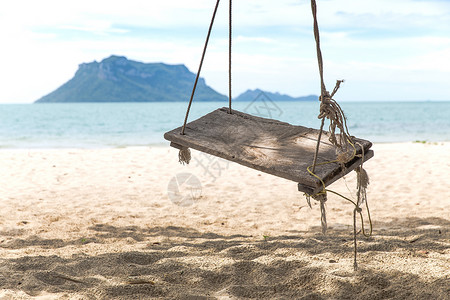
xmin=0 ymin=101 xmax=449 ymax=149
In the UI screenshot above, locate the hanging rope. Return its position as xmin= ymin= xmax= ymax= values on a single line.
xmin=311 ymin=0 xmax=326 ymax=97
xmin=178 ymin=0 xmax=221 ymax=164
xmin=310 ymin=0 xmax=353 ymax=170
xmin=178 ymin=0 xmax=234 ymax=164
xmin=308 ymin=0 xmax=372 ymax=271
xmin=310 ymin=0 xmax=352 ymax=235
xmin=353 ymin=143 xmax=371 ymax=270
xmin=228 ymin=0 xmax=233 ymax=114
xmin=181 ymin=0 xmax=221 ymax=137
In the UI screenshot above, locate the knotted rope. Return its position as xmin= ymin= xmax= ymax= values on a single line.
xmin=310 ymin=0 xmax=354 ymax=172
xmin=309 ymin=0 xmax=355 ymax=235
xmin=309 ymin=0 xmax=372 ymax=271
xmin=319 ymin=80 xmax=355 ymax=163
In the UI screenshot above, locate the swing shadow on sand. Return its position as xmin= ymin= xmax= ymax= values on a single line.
xmin=0 ymin=216 xmax=448 ymax=299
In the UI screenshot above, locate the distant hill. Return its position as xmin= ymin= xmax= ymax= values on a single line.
xmin=235 ymin=89 xmax=317 ymax=102
xmin=35 ymin=56 xmax=318 ymax=103
xmin=35 ymin=55 xmax=227 ymax=103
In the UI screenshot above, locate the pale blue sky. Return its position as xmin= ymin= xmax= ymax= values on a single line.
xmin=0 ymin=0 xmax=449 ymax=103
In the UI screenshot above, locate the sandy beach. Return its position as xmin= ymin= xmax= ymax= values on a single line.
xmin=0 ymin=142 xmax=449 ymax=299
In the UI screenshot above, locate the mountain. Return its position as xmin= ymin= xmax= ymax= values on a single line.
xmin=35 ymin=55 xmax=227 ymax=103
xmin=234 ymin=89 xmax=317 ymax=102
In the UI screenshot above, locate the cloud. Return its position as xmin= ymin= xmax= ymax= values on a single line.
xmin=59 ymin=22 xmax=130 ymax=36
xmin=235 ymin=36 xmax=275 ymax=44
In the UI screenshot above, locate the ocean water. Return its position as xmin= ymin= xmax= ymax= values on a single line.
xmin=0 ymin=101 xmax=449 ymax=149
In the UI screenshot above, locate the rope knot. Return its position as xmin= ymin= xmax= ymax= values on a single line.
xmin=317 ymin=80 xmax=354 ymax=163
xmin=311 ymin=192 xmax=327 ymax=202
xmin=318 ymin=92 xmax=332 ymax=119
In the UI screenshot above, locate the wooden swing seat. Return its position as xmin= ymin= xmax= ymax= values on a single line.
xmin=164 ymin=107 xmax=373 ymax=195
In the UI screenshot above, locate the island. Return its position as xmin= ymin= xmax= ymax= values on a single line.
xmin=35 ymin=56 xmax=227 ymax=103
xmin=35 ymin=55 xmax=317 ymax=103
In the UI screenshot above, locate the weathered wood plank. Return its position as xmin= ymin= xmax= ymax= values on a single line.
xmin=164 ymin=107 xmax=373 ymax=193
xmin=297 ymin=149 xmax=374 ymax=195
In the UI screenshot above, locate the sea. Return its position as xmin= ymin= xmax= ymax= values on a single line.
xmin=0 ymin=101 xmax=449 ymax=149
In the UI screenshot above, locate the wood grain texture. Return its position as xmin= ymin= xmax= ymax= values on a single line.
xmin=164 ymin=107 xmax=373 ymax=194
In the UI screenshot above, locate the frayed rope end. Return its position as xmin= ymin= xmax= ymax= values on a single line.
xmin=356 ymin=166 xmax=369 ymax=189
xmin=319 ymin=195 xmax=327 ymax=234
xmin=178 ymin=147 xmax=191 ymax=165
xmin=306 ymin=192 xmax=328 ymax=234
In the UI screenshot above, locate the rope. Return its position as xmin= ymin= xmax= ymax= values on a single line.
xmin=318 ymin=194 xmax=327 ymax=234
xmin=308 ymin=0 xmax=372 ymax=271
xmin=311 ymin=0 xmax=352 ymax=168
xmin=309 ymin=0 xmax=356 ymax=192
xmin=353 ymin=207 xmax=358 ymax=270
xmin=178 ymin=147 xmax=191 ymax=165
xmin=309 ymin=0 xmax=326 ymax=174
xmin=228 ymin=0 xmax=233 ymax=114
xmin=353 ymin=143 xmax=369 ymax=271
xmin=325 ymin=189 xmax=372 ymax=238
xmin=181 ymin=0 xmax=221 ymax=136
xmin=311 ymin=119 xmax=325 ymax=174
xmin=306 ymin=139 xmax=372 ymax=270
xmin=178 ymin=0 xmax=221 ymax=165
xmin=311 ymin=0 xmax=326 ymax=97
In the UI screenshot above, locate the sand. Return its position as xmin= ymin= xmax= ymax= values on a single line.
xmin=0 ymin=142 xmax=448 ymax=299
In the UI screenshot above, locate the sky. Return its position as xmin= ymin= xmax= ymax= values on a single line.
xmin=0 ymin=0 xmax=449 ymax=103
